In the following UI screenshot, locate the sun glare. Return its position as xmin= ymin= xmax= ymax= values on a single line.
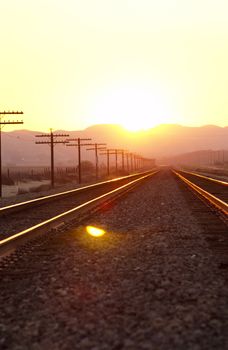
xmin=88 ymin=83 xmax=174 ymax=131
xmin=86 ymin=225 xmax=106 ymax=237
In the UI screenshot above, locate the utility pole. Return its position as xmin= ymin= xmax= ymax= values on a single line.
xmin=100 ymin=149 xmax=115 ymax=177
xmin=119 ymin=149 xmax=127 ymax=173
xmin=86 ymin=143 xmax=106 ymax=180
xmin=133 ymin=154 xmax=138 ymax=171
xmin=125 ymin=152 xmax=130 ymax=173
xmin=35 ymin=129 xmax=69 ymax=187
xmin=138 ymin=156 xmax=142 ymax=170
xmin=108 ymin=148 xmax=126 ymax=173
xmin=129 ymin=153 xmax=134 ymax=172
xmin=0 ymin=111 xmax=23 ymax=197
xmin=138 ymin=155 xmax=142 ymax=170
xmin=66 ymin=138 xmax=92 ymax=184
xmin=108 ymin=149 xmax=123 ymax=175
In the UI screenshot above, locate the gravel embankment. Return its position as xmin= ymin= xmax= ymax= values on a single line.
xmin=0 ymin=182 xmax=82 ymax=207
xmin=0 ymin=177 xmax=138 ymax=239
xmin=0 ymin=170 xmax=227 ymax=350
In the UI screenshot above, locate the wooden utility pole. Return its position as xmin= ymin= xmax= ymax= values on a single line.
xmin=119 ymin=149 xmax=127 ymax=172
xmin=129 ymin=153 xmax=134 ymax=172
xmin=137 ymin=156 xmax=141 ymax=169
xmin=0 ymin=111 xmax=23 ymax=197
xmin=100 ymin=149 xmax=115 ymax=177
xmin=133 ymin=154 xmax=137 ymax=171
xmin=86 ymin=143 xmax=106 ymax=180
xmin=108 ymin=149 xmax=123 ymax=175
xmin=125 ymin=152 xmax=130 ymax=173
xmin=35 ymin=129 xmax=69 ymax=187
xmin=66 ymin=138 xmax=92 ymax=184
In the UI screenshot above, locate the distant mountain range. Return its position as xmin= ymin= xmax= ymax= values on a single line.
xmin=1 ymin=124 xmax=228 ymax=166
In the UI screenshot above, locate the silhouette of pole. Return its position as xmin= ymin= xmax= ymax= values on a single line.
xmin=119 ymin=149 xmax=127 ymax=172
xmin=129 ymin=153 xmax=133 ymax=172
xmin=86 ymin=143 xmax=106 ymax=179
xmin=36 ymin=129 xmax=69 ymax=187
xmin=108 ymin=149 xmax=121 ymax=175
xmin=121 ymin=150 xmax=124 ymax=171
xmin=78 ymin=141 xmax=81 ymax=182
xmin=138 ymin=156 xmax=142 ymax=169
xmin=50 ymin=131 xmax=54 ymax=186
xmin=100 ymin=149 xmax=114 ymax=177
xmin=134 ymin=154 xmax=137 ymax=170
xmin=115 ymin=151 xmax=118 ymax=174
xmin=66 ymin=138 xmax=92 ymax=184
xmin=126 ymin=152 xmax=129 ymax=173
xmin=107 ymin=149 xmax=110 ymax=176
xmin=0 ymin=111 xmax=23 ymax=197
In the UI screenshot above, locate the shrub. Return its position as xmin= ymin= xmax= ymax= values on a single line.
xmin=17 ymin=188 xmax=28 ymax=195
xmin=2 ymin=175 xmax=14 ymax=186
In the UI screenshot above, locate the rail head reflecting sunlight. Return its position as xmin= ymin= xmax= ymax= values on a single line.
xmin=86 ymin=225 xmax=106 ymax=237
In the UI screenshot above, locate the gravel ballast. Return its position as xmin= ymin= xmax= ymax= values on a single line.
xmin=0 ymin=169 xmax=227 ymax=349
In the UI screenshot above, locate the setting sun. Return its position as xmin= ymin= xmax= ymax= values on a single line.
xmin=1 ymin=1 xmax=228 ymax=131
xmin=88 ymin=83 xmax=175 ymax=131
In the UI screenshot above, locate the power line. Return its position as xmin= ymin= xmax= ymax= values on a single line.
xmin=129 ymin=152 xmax=134 ymax=172
xmin=99 ymin=148 xmax=125 ymax=176
xmin=99 ymin=149 xmax=112 ymax=177
xmin=35 ymin=129 xmax=69 ymax=187
xmin=86 ymin=143 xmax=106 ymax=180
xmin=108 ymin=149 xmax=124 ymax=175
xmin=115 ymin=149 xmax=127 ymax=172
xmin=66 ymin=138 xmax=92 ymax=184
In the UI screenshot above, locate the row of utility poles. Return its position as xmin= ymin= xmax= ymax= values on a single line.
xmin=35 ymin=129 xmax=153 ymax=188
xmin=100 ymin=149 xmax=147 ymax=177
xmin=35 ymin=131 xmax=69 ymax=187
xmin=0 ymin=111 xmax=154 ymax=196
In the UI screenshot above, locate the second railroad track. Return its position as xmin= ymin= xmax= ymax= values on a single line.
xmin=0 ymin=170 xmax=159 ymax=256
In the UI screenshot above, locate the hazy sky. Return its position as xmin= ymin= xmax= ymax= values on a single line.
xmin=1 ymin=0 xmax=228 ymax=131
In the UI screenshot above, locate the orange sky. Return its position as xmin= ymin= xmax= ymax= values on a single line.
xmin=0 ymin=0 xmax=228 ymax=131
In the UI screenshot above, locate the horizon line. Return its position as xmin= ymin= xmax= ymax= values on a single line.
xmin=3 ymin=122 xmax=228 ymax=134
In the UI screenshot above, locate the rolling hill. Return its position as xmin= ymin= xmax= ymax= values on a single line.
xmin=1 ymin=124 xmax=228 ymax=166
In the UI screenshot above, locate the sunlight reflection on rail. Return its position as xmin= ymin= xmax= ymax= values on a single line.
xmin=86 ymin=225 xmax=106 ymax=237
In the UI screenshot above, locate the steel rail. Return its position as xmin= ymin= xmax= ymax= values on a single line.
xmin=0 ymin=170 xmax=154 ymax=216
xmin=178 ymin=170 xmax=228 ymax=186
xmin=173 ymin=170 xmax=228 ymax=216
xmin=0 ymin=171 xmax=159 ymax=256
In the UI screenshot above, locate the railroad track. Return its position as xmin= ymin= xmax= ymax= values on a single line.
xmin=1 ymin=168 xmax=228 ymax=349
xmin=0 ymin=170 xmax=159 ymax=257
xmin=173 ymin=169 xmax=228 ymax=220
